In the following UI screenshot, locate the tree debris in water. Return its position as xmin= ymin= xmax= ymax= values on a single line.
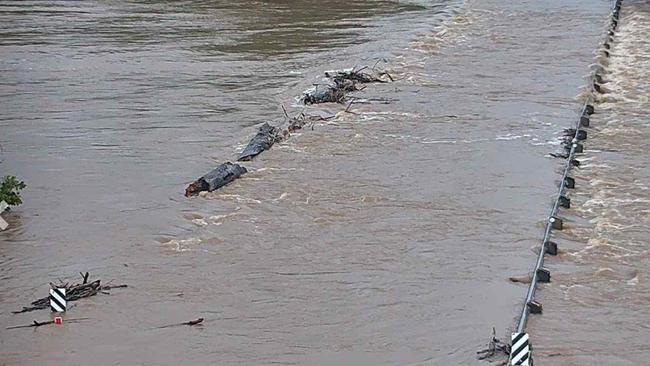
xmin=238 ymin=123 xmax=282 ymax=161
xmin=302 ymin=84 xmax=347 ymax=105
xmin=325 ymin=64 xmax=393 ymax=84
xmin=276 ymin=108 xmax=333 ymax=138
xmin=155 ymin=317 xmax=204 ymax=329
xmin=12 ymin=272 xmax=127 ymax=314
xmin=235 ymin=108 xmax=333 ymax=162
xmin=185 ymin=162 xmax=247 ymax=197
xmin=6 ymin=318 xmax=90 ymax=330
xmin=477 ymin=327 xmax=510 ymax=364
xmin=302 ymin=62 xmax=393 ymax=105
xmin=508 ymin=275 xmax=532 ymax=284
xmin=186 ymin=61 xmax=391 ymax=195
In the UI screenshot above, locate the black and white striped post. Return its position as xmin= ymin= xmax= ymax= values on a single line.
xmin=510 ymin=333 xmax=530 ymax=366
xmin=0 ymin=200 xmax=8 ymax=231
xmin=50 ymin=288 xmax=67 ymax=312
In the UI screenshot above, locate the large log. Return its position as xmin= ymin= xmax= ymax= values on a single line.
xmin=185 ymin=162 xmax=247 ymax=197
xmin=236 ymin=113 xmax=329 ymax=161
xmin=238 ymin=123 xmax=280 ymax=161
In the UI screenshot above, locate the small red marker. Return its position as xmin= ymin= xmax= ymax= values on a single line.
xmin=54 ymin=317 xmax=63 ymax=325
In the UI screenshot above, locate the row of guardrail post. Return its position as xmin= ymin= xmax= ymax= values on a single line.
xmin=508 ymin=1 xmax=623 ymax=364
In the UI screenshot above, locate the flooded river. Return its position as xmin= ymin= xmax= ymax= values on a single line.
xmin=0 ymin=0 xmax=628 ymax=365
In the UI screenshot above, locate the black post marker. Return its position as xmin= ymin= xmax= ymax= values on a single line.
xmin=551 ymin=217 xmax=563 ymax=230
xmin=574 ymin=143 xmax=584 ymax=153
xmin=565 ymin=176 xmax=575 ymax=189
xmin=559 ymin=195 xmax=571 ymax=208
xmin=545 ymin=241 xmax=558 ymax=255
xmin=527 ymin=301 xmax=543 ymax=314
xmin=537 ymin=268 xmax=551 ymax=283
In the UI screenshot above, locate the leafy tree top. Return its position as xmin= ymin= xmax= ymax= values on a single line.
xmin=1 ymin=176 xmax=26 ymax=206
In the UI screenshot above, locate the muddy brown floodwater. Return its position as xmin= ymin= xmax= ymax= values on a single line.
xmin=0 ymin=0 xmax=633 ymax=365
xmin=534 ymin=2 xmax=650 ymax=365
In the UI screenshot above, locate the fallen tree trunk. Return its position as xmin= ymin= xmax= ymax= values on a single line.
xmin=238 ymin=123 xmax=281 ymax=161
xmin=236 ymin=111 xmax=330 ymax=161
xmin=185 ymin=162 xmax=247 ymax=197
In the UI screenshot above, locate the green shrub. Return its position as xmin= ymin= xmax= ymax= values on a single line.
xmin=0 ymin=176 xmax=26 ymax=206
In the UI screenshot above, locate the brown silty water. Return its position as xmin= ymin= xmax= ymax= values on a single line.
xmin=533 ymin=2 xmax=650 ymax=365
xmin=0 ymin=0 xmax=624 ymax=365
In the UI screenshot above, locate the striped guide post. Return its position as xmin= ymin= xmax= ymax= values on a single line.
xmin=50 ymin=288 xmax=67 ymax=312
xmin=0 ymin=200 xmax=8 ymax=231
xmin=510 ymin=332 xmax=530 ymax=366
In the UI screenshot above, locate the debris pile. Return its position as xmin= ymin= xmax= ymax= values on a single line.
xmin=12 ymin=272 xmax=127 ymax=314
xmin=185 ymin=62 xmax=394 ymax=196
xmin=325 ymin=64 xmax=393 ymax=84
xmin=477 ymin=328 xmax=510 ymax=364
xmin=303 ymin=64 xmax=392 ymax=105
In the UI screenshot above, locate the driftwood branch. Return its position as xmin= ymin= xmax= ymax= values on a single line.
xmin=155 ymin=318 xmax=204 ymax=329
xmin=6 ymin=318 xmax=90 ymax=330
xmin=477 ymin=327 xmax=510 ymax=362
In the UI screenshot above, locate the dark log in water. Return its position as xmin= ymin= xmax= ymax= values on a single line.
xmin=185 ymin=162 xmax=247 ymax=197
xmin=235 ymin=110 xmax=333 ymax=162
xmin=302 ymin=85 xmax=347 ymax=105
xmin=155 ymin=318 xmax=204 ymax=329
xmin=238 ymin=123 xmax=281 ymax=161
